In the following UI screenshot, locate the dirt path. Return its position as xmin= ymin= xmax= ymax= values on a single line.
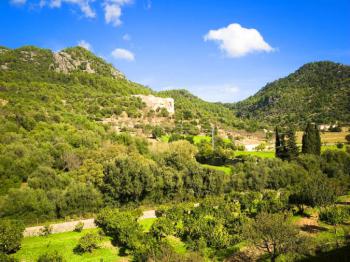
xmin=23 ymin=210 xmax=156 ymax=237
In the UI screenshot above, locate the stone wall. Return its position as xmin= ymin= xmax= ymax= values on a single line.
xmin=134 ymin=95 xmax=174 ymax=114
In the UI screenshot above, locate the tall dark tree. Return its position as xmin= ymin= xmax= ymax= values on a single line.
xmin=276 ymin=127 xmax=299 ymax=161
xmin=275 ymin=127 xmax=283 ymax=159
xmin=286 ymin=129 xmax=299 ymax=160
xmin=302 ymin=123 xmax=321 ymax=155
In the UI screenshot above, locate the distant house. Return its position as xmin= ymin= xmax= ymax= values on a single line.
xmin=245 ymin=144 xmax=260 ymax=152
xmin=319 ymin=124 xmax=337 ymax=131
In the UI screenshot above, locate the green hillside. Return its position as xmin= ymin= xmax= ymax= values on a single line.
xmin=229 ymin=61 xmax=350 ymax=126
xmin=158 ymin=89 xmax=263 ymax=134
xmin=0 ymin=45 xmax=258 ymax=195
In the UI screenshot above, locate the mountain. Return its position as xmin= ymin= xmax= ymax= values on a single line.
xmin=0 ymin=45 xmax=264 ymax=194
xmin=0 ymin=45 xmax=124 ymax=79
xmin=0 ymin=45 xmax=260 ymax=135
xmin=228 ymin=61 xmax=350 ymax=127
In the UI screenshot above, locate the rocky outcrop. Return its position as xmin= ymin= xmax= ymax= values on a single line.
xmin=52 ymin=50 xmax=124 ymax=79
xmin=133 ymin=95 xmax=174 ymax=114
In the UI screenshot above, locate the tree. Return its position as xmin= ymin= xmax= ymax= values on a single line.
xmin=95 ymin=208 xmax=145 ymax=251
xmin=286 ymin=129 xmax=299 ymax=160
xmin=289 ymin=174 xmax=337 ymax=213
xmin=150 ymin=217 xmax=174 ymax=240
xmin=275 ymin=127 xmax=283 ymax=159
xmin=0 ymin=219 xmax=25 ymax=254
xmin=243 ymin=212 xmax=308 ymax=262
xmin=276 ymin=127 xmax=299 ymax=161
xmin=102 ymin=154 xmax=156 ymax=204
xmin=302 ymin=123 xmax=321 ymax=155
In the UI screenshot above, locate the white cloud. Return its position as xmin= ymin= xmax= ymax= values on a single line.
xmin=111 ymin=48 xmax=135 ymax=61
xmin=103 ymin=0 xmax=132 ymax=27
xmin=10 ymin=0 xmax=26 ymax=5
xmin=204 ymin=23 xmax=274 ymax=58
xmin=122 ymin=33 xmax=131 ymax=41
xmin=38 ymin=0 xmax=96 ymax=18
xmin=77 ymin=40 xmax=92 ymax=51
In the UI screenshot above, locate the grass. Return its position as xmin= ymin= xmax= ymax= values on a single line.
xmin=13 ymin=228 xmax=124 ymax=262
xmin=139 ymin=218 xmax=157 ymax=232
xmin=15 ymin=219 xmax=158 ymax=261
xmin=337 ymin=194 xmax=350 ymax=203
xmin=160 ymin=135 xmax=170 ymax=143
xmin=201 ymin=164 xmax=232 ymax=175
xmin=296 ymin=129 xmax=350 ymax=144
xmin=193 ymin=135 xmax=211 ymax=144
xmin=321 ymin=144 xmax=347 ymax=152
xmin=235 ymin=151 xmax=275 ymax=158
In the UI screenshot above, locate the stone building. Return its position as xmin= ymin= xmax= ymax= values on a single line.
xmin=133 ymin=95 xmax=175 ymax=115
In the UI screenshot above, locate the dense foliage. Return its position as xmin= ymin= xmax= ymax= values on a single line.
xmin=0 ymin=219 xmax=24 ymax=254
xmin=229 ymin=61 xmax=350 ymax=126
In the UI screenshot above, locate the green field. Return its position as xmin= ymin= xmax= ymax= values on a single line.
xmin=201 ymin=164 xmax=232 ymax=175
xmin=14 ymin=218 xmax=188 ymax=262
xmin=235 ymin=151 xmax=275 ymax=158
xmin=192 ymin=135 xmax=211 ymax=144
xmin=14 ymin=218 xmax=157 ymax=262
xmin=14 ymin=228 xmax=124 ymax=262
xmin=321 ymin=144 xmax=347 ymax=152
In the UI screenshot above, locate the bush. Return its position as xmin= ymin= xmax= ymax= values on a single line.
xmin=336 ymin=143 xmax=344 ymax=149
xmin=37 ymin=250 xmax=65 ymax=262
xmin=0 ymin=253 xmax=18 ymax=262
xmin=0 ymin=219 xmax=25 ymax=254
xmin=319 ymin=206 xmax=348 ymax=226
xmin=346 ymin=134 xmax=350 ymax=144
xmin=74 ymin=221 xmax=84 ymax=232
xmin=152 ymin=126 xmax=165 ymax=139
xmin=75 ymin=232 xmax=101 ymax=253
xmin=40 ymin=224 xmax=53 ymax=236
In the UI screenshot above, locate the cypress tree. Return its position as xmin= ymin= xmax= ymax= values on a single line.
xmin=286 ymin=128 xmax=299 ymax=160
xmin=314 ymin=126 xmax=321 ymax=155
xmin=302 ymin=123 xmax=321 ymax=155
xmin=275 ymin=127 xmax=282 ymax=158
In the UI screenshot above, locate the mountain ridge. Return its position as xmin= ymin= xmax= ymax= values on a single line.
xmin=227 ymin=61 xmax=350 ymax=126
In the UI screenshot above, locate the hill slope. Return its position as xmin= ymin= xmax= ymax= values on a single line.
xmin=0 ymin=46 xmax=258 ymax=135
xmin=229 ymin=61 xmax=350 ymax=126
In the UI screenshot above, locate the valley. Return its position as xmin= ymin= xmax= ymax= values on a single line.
xmin=0 ymin=45 xmax=349 ymax=261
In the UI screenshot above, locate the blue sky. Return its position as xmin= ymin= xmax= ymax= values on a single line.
xmin=1 ymin=0 xmax=349 ymax=102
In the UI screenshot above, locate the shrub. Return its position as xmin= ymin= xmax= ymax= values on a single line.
xmin=40 ymin=224 xmax=53 ymax=236
xmin=74 ymin=221 xmax=84 ymax=232
xmin=336 ymin=143 xmax=344 ymax=149
xmin=346 ymin=134 xmax=350 ymax=144
xmin=0 ymin=253 xmax=18 ymax=262
xmin=152 ymin=126 xmax=165 ymax=139
xmin=76 ymin=232 xmax=101 ymax=253
xmin=37 ymin=250 xmax=65 ymax=262
xmin=0 ymin=219 xmax=25 ymax=254
xmin=319 ymin=206 xmax=348 ymax=226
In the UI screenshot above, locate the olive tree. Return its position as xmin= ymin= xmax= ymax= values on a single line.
xmin=243 ymin=212 xmax=309 ymax=262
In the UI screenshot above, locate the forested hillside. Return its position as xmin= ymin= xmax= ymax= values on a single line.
xmin=1 ymin=46 xmax=350 ymax=262
xmin=229 ymin=61 xmax=350 ymax=126
xmin=0 ymin=45 xmax=258 ymax=196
